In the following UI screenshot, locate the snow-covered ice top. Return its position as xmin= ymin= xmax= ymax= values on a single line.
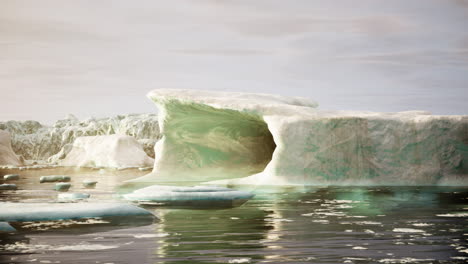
xmin=148 ymin=89 xmax=318 ymax=116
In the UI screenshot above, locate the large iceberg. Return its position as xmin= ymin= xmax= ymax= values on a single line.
xmin=60 ymin=134 xmax=154 ymax=168
xmin=0 ymin=130 xmax=24 ymax=166
xmin=0 ymin=113 xmax=160 ymax=162
xmin=133 ymin=89 xmax=468 ymax=186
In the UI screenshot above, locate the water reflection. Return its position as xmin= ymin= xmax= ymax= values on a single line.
xmin=0 ymin=167 xmax=467 ymax=264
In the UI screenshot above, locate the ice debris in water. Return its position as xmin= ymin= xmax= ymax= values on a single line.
xmin=0 ymin=222 xmax=16 ymax=232
xmin=0 ymin=242 xmax=120 ymax=253
xmin=57 ymin=192 xmax=90 ymax=201
xmin=228 ymin=258 xmax=251 ymax=263
xmin=436 ymin=213 xmax=468 ymax=217
xmin=0 ymin=202 xmax=155 ymax=222
xmin=82 ymin=180 xmax=97 ymax=188
xmin=54 ymin=182 xmax=71 ymax=192
xmin=393 ymin=228 xmax=425 ymax=233
xmin=133 ymin=233 xmax=169 ymax=238
xmin=20 ymin=218 xmax=110 ymax=231
xmin=40 ymin=175 xmax=70 ymax=183
xmin=0 ymin=184 xmax=17 ymax=190
xmin=3 ymin=174 xmax=19 ymax=181
xmin=138 ymin=167 xmax=152 ymax=171
xmin=124 ymin=185 xmax=254 ymax=207
xmin=378 ymin=258 xmax=435 ymax=263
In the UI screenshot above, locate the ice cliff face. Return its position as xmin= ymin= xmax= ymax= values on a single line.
xmin=61 ymin=135 xmax=154 ymax=168
xmin=134 ymin=89 xmax=468 ymax=186
xmin=0 ymin=114 xmax=160 ymax=162
xmin=0 ymin=130 xmax=24 ymax=166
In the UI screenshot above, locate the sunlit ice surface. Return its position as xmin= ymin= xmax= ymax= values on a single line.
xmin=0 ymin=167 xmax=467 ymax=264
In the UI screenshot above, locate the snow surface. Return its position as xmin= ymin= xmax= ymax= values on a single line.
xmin=133 ymin=89 xmax=468 ymax=186
xmin=60 ymin=134 xmax=154 ymax=168
xmin=0 ymin=130 xmax=23 ymax=166
xmin=0 ymin=202 xmax=154 ymax=221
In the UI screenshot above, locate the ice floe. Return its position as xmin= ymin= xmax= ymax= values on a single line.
xmin=0 ymin=202 xmax=155 ymax=222
xmin=124 ymin=185 xmax=254 ymax=207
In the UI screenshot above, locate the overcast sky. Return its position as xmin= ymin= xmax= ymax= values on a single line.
xmin=1 ymin=0 xmax=467 ymax=124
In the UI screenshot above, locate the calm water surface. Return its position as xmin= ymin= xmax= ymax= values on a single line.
xmin=0 ymin=168 xmax=467 ymax=264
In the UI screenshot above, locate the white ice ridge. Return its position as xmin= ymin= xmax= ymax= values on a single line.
xmin=133 ymin=88 xmax=468 ymax=186
xmin=60 ymin=134 xmax=154 ymax=168
xmin=0 ymin=130 xmax=24 ymax=166
xmin=0 ymin=202 xmax=155 ymax=222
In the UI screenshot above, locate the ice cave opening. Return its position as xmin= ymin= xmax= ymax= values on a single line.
xmin=150 ymin=100 xmax=277 ymax=182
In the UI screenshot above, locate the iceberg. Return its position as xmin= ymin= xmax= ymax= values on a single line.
xmin=0 ymin=130 xmax=24 ymax=166
xmin=0 ymin=202 xmax=155 ymax=222
xmin=132 ymin=89 xmax=467 ymax=186
xmin=60 ymin=134 xmax=154 ymax=168
xmin=124 ymin=185 xmax=255 ymax=208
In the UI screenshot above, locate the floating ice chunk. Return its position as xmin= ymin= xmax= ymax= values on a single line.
xmin=54 ymin=182 xmax=71 ymax=192
xmin=0 ymin=222 xmax=16 ymax=232
xmin=40 ymin=175 xmax=71 ymax=183
xmin=124 ymin=185 xmax=254 ymax=208
xmin=228 ymin=258 xmax=251 ymax=263
xmin=412 ymin=223 xmax=433 ymax=227
xmin=352 ymin=246 xmax=367 ymax=250
xmin=57 ymin=192 xmax=90 ymax=201
xmin=138 ymin=167 xmax=152 ymax=171
xmin=436 ymin=213 xmax=468 ymax=217
xmin=0 ymin=202 xmax=155 ymax=222
xmin=0 ymin=184 xmax=17 ymax=190
xmin=378 ymin=258 xmax=435 ymax=263
xmin=0 ymin=242 xmax=119 ymax=253
xmin=3 ymin=174 xmax=19 ymax=181
xmin=133 ymin=233 xmax=169 ymax=238
xmin=393 ymin=228 xmax=425 ymax=233
xmin=82 ymin=180 xmax=97 ymax=188
xmin=312 ymin=219 xmax=329 ymax=224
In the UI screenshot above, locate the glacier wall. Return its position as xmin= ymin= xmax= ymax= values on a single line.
xmin=135 ymin=89 xmax=468 ymax=186
xmin=0 ymin=130 xmax=24 ymax=166
xmin=0 ymin=114 xmax=160 ymax=162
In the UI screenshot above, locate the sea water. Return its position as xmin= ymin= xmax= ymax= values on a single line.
xmin=0 ymin=168 xmax=467 ymax=264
